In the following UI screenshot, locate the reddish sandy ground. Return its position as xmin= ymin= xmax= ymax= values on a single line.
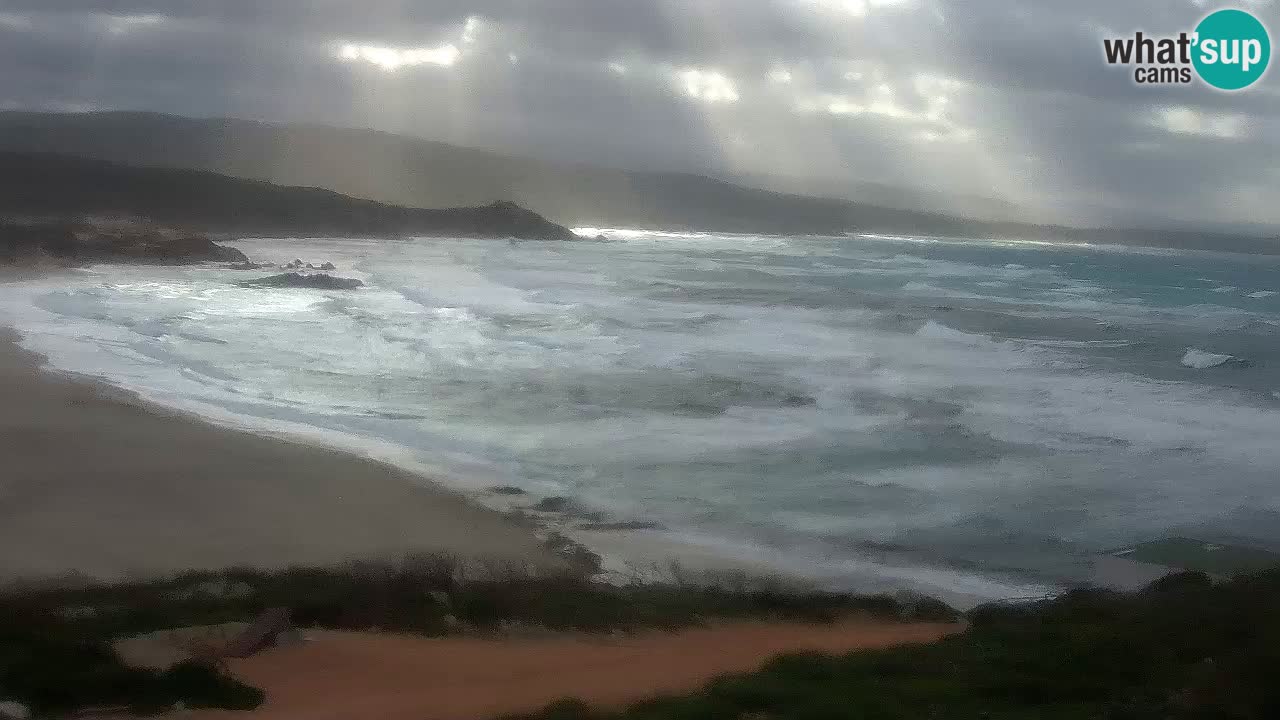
xmin=186 ymin=619 xmax=961 ymax=720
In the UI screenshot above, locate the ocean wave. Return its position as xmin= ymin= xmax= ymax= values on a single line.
xmin=6 ymin=232 xmax=1280 ymax=603
xmin=915 ymin=320 xmax=987 ymax=344
xmin=899 ymin=281 xmax=986 ymax=300
xmin=1181 ymin=348 xmax=1238 ymax=369
xmin=1022 ymin=338 xmax=1133 ymax=349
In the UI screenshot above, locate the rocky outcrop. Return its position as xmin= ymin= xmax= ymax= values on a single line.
xmin=239 ymin=273 xmax=363 ymax=290
xmin=1 ymin=222 xmax=248 ymax=265
xmin=459 ymin=200 xmax=578 ymax=241
xmin=283 ymin=260 xmax=338 ymax=271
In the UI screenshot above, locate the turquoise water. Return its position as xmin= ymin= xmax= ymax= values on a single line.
xmin=3 ymin=230 xmax=1278 ymax=602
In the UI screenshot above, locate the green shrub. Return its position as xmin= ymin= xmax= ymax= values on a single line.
xmin=0 ymin=628 xmax=262 ymax=716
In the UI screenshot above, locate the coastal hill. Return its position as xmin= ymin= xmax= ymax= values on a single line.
xmin=0 ymin=151 xmax=576 ymax=241
xmin=0 ymin=111 xmax=1277 ymax=254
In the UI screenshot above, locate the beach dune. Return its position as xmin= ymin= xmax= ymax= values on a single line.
xmin=0 ymin=328 xmax=558 ymax=583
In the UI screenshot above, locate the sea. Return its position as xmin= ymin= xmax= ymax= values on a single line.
xmin=3 ymin=229 xmax=1279 ymax=606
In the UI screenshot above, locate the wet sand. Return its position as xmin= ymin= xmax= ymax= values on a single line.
xmin=0 ymin=326 xmax=560 ymax=583
xmin=185 ymin=620 xmax=961 ymax=720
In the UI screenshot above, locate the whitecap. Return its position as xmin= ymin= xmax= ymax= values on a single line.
xmin=1247 ymin=290 xmax=1276 ymax=299
xmin=1210 ymin=286 xmax=1238 ymax=294
xmin=1181 ymin=348 xmax=1235 ymax=369
xmin=915 ymin=320 xmax=985 ymax=344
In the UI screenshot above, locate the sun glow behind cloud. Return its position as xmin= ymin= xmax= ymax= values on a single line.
xmin=337 ymin=15 xmax=485 ymax=72
xmin=461 ymin=16 xmax=483 ymax=45
xmin=310 ymin=0 xmax=1036 ymax=219
xmin=1152 ymin=106 xmax=1249 ymax=139
xmin=803 ymin=0 xmax=916 ymax=18
xmin=788 ymin=67 xmax=971 ymax=142
xmin=102 ymin=13 xmax=164 ymax=35
xmin=33 ymin=0 xmax=1266 ymax=225
xmin=676 ymin=68 xmax=739 ymax=103
xmin=338 ymin=43 xmax=460 ymax=70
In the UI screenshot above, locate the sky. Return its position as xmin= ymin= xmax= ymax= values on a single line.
xmin=1 ymin=0 xmax=1278 ymax=226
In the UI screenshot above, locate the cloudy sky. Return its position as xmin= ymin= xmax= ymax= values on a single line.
xmin=1 ymin=0 xmax=1278 ymax=225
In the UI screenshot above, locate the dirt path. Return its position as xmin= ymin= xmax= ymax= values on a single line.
xmin=187 ymin=620 xmax=960 ymax=720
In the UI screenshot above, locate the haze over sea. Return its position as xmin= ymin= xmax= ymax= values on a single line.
xmin=3 ymin=230 xmax=1279 ymax=605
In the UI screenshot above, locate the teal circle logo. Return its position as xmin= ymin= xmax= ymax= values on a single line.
xmin=1192 ymin=9 xmax=1270 ymax=90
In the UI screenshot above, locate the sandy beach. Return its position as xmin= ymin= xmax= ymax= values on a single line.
xmin=0 ymin=322 xmax=560 ymax=583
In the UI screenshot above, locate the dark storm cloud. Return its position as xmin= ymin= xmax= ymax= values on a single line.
xmin=1 ymin=0 xmax=1278 ymax=224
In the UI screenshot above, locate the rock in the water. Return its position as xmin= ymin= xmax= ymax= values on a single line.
xmin=240 ymin=273 xmax=363 ymax=290
xmin=320 ymin=262 xmax=336 ymax=270
xmin=532 ymin=496 xmax=573 ymax=512
xmin=577 ymin=520 xmax=663 ymax=531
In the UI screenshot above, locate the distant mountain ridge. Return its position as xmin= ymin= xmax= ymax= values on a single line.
xmin=0 ymin=151 xmax=576 ymax=240
xmin=0 ymin=111 xmax=1276 ymax=254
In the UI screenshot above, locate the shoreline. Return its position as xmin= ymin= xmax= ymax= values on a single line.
xmin=0 ymin=323 xmax=565 ymax=584
xmin=0 ymin=320 xmax=1032 ymax=607
xmin=0 ymin=263 xmax=1053 ymax=607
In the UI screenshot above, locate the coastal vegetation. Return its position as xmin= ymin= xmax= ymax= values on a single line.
xmin=0 ymin=555 xmax=954 ymax=716
xmin=507 ymin=567 xmax=1280 ymax=720
xmin=4 ymin=555 xmax=1279 ymax=717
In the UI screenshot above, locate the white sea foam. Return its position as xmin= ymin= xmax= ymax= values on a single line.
xmin=1248 ymin=290 xmax=1276 ymax=299
xmin=3 ymin=232 xmax=1279 ymax=600
xmin=1181 ymin=348 xmax=1235 ymax=369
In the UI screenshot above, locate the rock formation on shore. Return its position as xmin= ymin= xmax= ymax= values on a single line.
xmin=1 ymin=222 xmax=248 ymax=265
